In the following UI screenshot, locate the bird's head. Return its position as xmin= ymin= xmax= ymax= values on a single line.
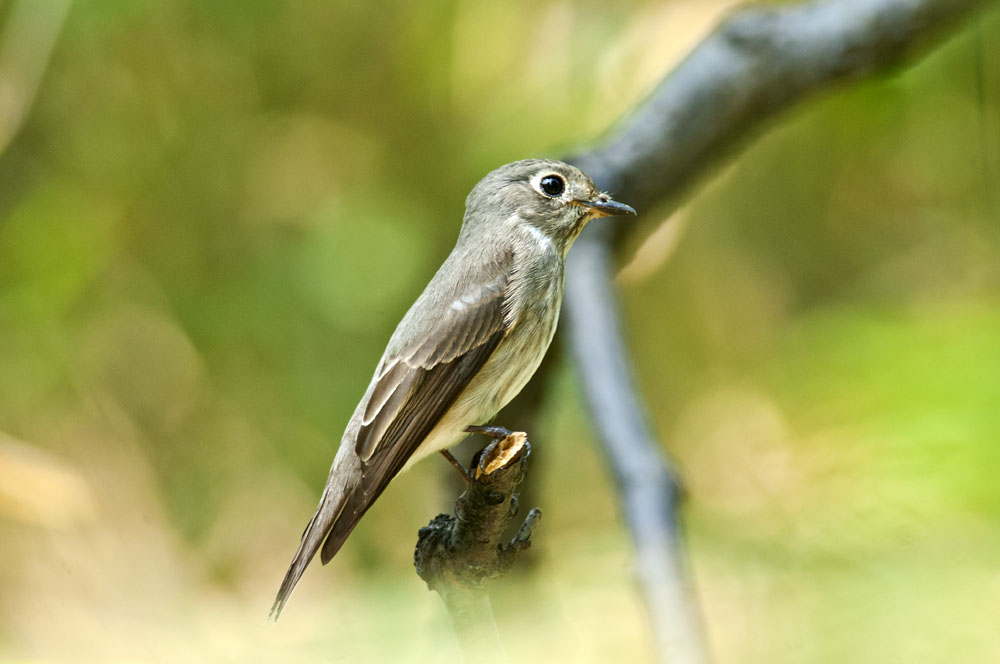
xmin=462 ymin=159 xmax=636 ymax=255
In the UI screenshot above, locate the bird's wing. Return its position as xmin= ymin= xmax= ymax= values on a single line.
xmin=319 ymin=252 xmax=515 ymax=563
xmin=269 ymin=251 xmax=516 ymax=620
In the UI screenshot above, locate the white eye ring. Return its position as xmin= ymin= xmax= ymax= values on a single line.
xmin=533 ymin=172 xmax=566 ymax=198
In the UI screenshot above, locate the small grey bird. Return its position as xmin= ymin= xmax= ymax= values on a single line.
xmin=270 ymin=158 xmax=635 ymax=618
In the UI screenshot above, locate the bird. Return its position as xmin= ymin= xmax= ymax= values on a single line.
xmin=270 ymin=158 xmax=635 ymax=618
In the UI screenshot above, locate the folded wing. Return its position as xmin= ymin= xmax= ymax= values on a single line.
xmin=319 ymin=254 xmax=515 ymax=563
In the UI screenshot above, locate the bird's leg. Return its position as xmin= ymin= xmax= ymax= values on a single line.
xmin=463 ymin=425 xmax=513 ymax=440
xmin=439 ymin=449 xmax=472 ymax=483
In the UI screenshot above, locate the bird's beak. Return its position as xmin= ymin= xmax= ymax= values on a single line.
xmin=574 ymin=195 xmax=637 ymax=218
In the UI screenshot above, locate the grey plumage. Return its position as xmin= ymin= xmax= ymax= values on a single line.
xmin=270 ymin=159 xmax=635 ymax=619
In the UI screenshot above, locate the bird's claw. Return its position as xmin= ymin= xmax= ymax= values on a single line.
xmin=464 ymin=425 xmax=514 ymax=440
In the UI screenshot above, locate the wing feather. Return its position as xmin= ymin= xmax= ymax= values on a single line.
xmin=319 ymin=255 xmax=515 ymax=563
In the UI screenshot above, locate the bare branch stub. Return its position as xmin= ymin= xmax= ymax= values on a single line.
xmin=416 ymin=433 xmax=540 ymax=590
xmin=415 ymin=432 xmax=541 ymax=661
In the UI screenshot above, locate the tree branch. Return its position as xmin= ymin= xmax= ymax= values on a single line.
xmin=571 ymin=0 xmax=995 ymax=220
xmin=415 ymin=432 xmax=541 ymax=664
xmin=561 ymin=1 xmax=995 ymax=663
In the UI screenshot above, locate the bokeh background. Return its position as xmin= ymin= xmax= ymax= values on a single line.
xmin=1 ymin=1 xmax=998 ymax=662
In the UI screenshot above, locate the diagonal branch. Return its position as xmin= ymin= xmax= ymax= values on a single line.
xmin=572 ymin=0 xmax=995 ymax=222
xmin=561 ymin=1 xmax=995 ymax=663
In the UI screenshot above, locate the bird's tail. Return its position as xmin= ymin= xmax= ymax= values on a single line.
xmin=268 ymin=453 xmax=359 ymax=621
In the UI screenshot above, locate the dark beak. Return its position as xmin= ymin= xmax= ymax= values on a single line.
xmin=574 ymin=196 xmax=637 ymax=218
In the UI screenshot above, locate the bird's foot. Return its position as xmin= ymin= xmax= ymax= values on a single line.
xmin=440 ymin=424 xmax=521 ymax=482
xmin=464 ymin=425 xmax=529 ymax=479
xmin=463 ymin=425 xmax=513 ymax=440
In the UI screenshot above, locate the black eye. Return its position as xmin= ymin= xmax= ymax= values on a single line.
xmin=539 ymin=174 xmax=565 ymax=197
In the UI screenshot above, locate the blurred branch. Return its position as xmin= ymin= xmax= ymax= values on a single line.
xmin=0 ymin=0 xmax=72 ymax=156
xmin=560 ymin=1 xmax=995 ymax=663
xmin=415 ymin=431 xmax=541 ymax=664
xmin=572 ymin=0 xmax=995 ymax=218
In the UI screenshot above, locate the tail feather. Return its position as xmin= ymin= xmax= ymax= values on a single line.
xmin=269 ymin=411 xmax=411 ymax=618
xmin=319 ymin=506 xmax=359 ymax=565
xmin=320 ymin=483 xmax=388 ymax=564
xmin=268 ymin=483 xmax=348 ymax=621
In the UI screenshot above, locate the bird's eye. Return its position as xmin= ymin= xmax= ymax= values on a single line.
xmin=538 ymin=174 xmax=565 ymax=197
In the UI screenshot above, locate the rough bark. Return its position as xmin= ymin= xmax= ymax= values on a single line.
xmin=416 ymin=432 xmax=541 ymax=664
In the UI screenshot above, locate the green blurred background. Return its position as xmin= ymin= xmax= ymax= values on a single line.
xmin=1 ymin=1 xmax=998 ymax=662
